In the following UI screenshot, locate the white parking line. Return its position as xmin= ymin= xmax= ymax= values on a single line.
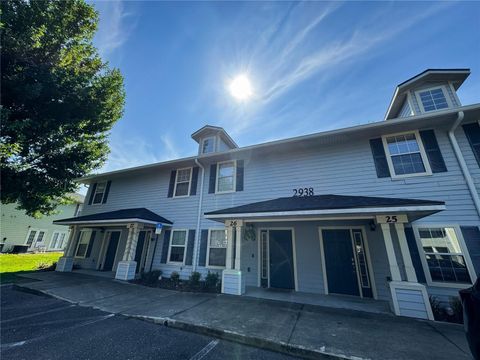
xmin=188 ymin=339 xmax=220 ymax=360
xmin=1 ymin=314 xmax=115 ymax=350
xmin=1 ymin=305 xmax=75 ymax=323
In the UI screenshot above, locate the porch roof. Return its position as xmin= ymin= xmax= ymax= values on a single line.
xmin=53 ymin=208 xmax=173 ymax=226
xmin=204 ymin=194 xmax=445 ymax=221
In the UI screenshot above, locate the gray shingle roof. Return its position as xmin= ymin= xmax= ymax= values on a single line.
xmin=205 ymin=194 xmax=444 ymax=216
xmin=54 ymin=208 xmax=172 ymax=225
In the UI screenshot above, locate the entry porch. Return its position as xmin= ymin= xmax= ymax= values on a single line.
xmin=53 ymin=208 xmax=172 ymax=281
xmin=205 ymin=194 xmax=446 ymax=320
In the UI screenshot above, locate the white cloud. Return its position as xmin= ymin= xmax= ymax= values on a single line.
xmin=93 ymin=1 xmax=134 ymax=58
xmin=101 ymin=134 xmax=180 ymax=173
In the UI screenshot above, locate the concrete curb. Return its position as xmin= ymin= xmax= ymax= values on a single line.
xmin=13 ymin=283 xmax=358 ymax=360
xmin=128 ymin=314 xmax=358 ymax=360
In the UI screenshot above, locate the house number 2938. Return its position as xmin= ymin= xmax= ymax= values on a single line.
xmin=293 ymin=188 xmax=314 ymax=197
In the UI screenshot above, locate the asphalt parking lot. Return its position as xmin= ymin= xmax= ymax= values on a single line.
xmin=1 ymin=286 xmax=297 ymax=360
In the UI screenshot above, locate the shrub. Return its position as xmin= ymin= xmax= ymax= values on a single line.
xmin=429 ymin=296 xmax=443 ymax=320
xmin=170 ymin=271 xmax=180 ymax=285
xmin=141 ymin=270 xmax=162 ymax=286
xmin=448 ymin=296 xmax=463 ymax=324
xmin=189 ymin=271 xmax=201 ymax=288
xmin=205 ymin=271 xmax=219 ymax=290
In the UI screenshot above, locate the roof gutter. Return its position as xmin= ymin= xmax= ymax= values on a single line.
xmin=192 ymin=158 xmax=205 ymax=272
xmin=448 ymin=111 xmax=480 ymax=217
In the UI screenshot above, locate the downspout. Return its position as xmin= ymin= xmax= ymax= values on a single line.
xmin=193 ymin=158 xmax=205 ymax=271
xmin=448 ymin=111 xmax=480 ymax=217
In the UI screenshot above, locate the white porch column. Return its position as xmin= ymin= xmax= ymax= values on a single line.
xmin=56 ymin=226 xmax=78 ymax=272
xmin=115 ymin=223 xmax=141 ymax=280
xmin=377 ymin=215 xmax=433 ymax=321
xmin=225 ymin=226 xmax=234 ymax=270
xmin=379 ymin=223 xmax=401 ymax=281
xmin=222 ymin=220 xmax=245 ymax=295
xmin=394 ymin=223 xmax=417 ymax=282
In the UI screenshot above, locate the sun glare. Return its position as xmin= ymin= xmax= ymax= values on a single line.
xmin=229 ymin=74 xmax=253 ymax=101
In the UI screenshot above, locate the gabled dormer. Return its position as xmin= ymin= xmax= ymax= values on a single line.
xmin=191 ymin=125 xmax=238 ymax=155
xmin=384 ymin=69 xmax=470 ymax=120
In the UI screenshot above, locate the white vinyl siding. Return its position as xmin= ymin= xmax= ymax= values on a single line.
xmin=398 ymin=100 xmax=413 ymax=118
xmin=167 ymin=230 xmax=187 ymax=264
xmin=382 ymin=131 xmax=431 ymax=178
xmin=174 ymin=167 xmax=192 ymax=197
xmin=92 ymin=182 xmax=107 ymax=204
xmin=75 ymin=230 xmax=92 ymax=258
xmin=207 ymin=229 xmax=227 ymax=268
xmin=216 ymin=161 xmax=236 ymax=193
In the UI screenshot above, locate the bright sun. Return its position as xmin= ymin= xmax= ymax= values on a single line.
xmin=229 ymin=74 xmax=253 ymax=101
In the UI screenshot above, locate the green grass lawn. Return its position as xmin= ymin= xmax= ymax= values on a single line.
xmin=0 ymin=252 xmax=63 ymax=284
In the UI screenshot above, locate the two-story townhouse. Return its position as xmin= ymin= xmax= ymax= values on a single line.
xmin=54 ymin=69 xmax=480 ymax=320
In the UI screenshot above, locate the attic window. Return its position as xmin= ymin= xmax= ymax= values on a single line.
xmin=418 ymin=88 xmax=449 ymax=112
xmin=202 ymin=137 xmax=215 ymax=154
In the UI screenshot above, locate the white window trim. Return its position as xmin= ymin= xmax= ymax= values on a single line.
xmin=75 ymin=229 xmax=92 ymax=259
xmin=24 ymin=228 xmax=48 ymax=248
xmin=206 ymin=228 xmax=227 ymax=269
xmin=215 ymin=160 xmax=237 ymax=194
xmin=201 ymin=136 xmax=216 ymax=154
xmin=49 ymin=231 xmax=67 ymax=250
xmin=381 ymin=130 xmax=432 ymax=179
xmin=415 ymin=85 xmax=453 ymax=114
xmin=413 ymin=224 xmax=477 ymax=288
xmin=173 ymin=167 xmax=193 ymax=198
xmin=92 ymin=181 xmax=107 ymax=205
xmin=167 ymin=229 xmax=188 ymax=265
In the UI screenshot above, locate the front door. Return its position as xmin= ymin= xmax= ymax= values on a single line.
xmin=322 ymin=229 xmax=360 ymax=296
xmin=103 ymin=232 xmax=120 ymax=271
xmin=134 ymin=231 xmax=148 ymax=273
xmin=269 ymin=230 xmax=295 ymax=290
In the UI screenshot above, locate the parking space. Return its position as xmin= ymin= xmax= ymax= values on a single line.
xmin=1 ymin=286 xmax=297 ymax=360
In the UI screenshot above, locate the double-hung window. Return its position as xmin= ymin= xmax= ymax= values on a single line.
xmin=50 ymin=231 xmax=67 ymax=250
xmin=207 ymin=229 xmax=227 ymax=268
xmin=75 ymin=230 xmax=92 ymax=258
xmin=92 ymin=182 xmax=106 ymax=204
xmin=382 ymin=131 xmax=430 ymax=177
xmin=174 ymin=168 xmax=192 ymax=197
xmin=216 ymin=161 xmax=236 ymax=193
xmin=416 ymin=227 xmax=473 ymax=286
xmin=202 ymin=137 xmax=215 ymax=154
xmin=168 ymin=230 xmax=187 ymax=264
xmin=417 ymin=87 xmax=449 ymax=112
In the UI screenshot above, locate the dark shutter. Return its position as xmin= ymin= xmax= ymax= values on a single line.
xmin=461 ymin=226 xmax=480 ymax=275
xmin=463 ymin=122 xmax=480 ymax=166
xmin=404 ymin=227 xmax=426 ymax=283
xmin=88 ymin=183 xmax=97 ymax=205
xmin=160 ymin=230 xmax=171 ymax=263
xmin=190 ymin=167 xmax=199 ymax=196
xmin=86 ymin=231 xmax=96 ymax=258
xmin=102 ymin=181 xmax=112 ymax=203
xmin=208 ymin=164 xmax=217 ymax=193
xmin=236 ymin=160 xmax=244 ymax=192
xmin=185 ymin=230 xmax=196 ymax=265
xmin=167 ymin=170 xmax=176 ymax=197
xmin=198 ymin=230 xmax=209 ymax=267
xmin=419 ymin=130 xmax=447 ymax=173
xmin=369 ymin=138 xmax=391 ymax=178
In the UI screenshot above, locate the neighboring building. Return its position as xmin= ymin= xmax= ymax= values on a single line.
xmin=54 ymin=69 xmax=480 ymax=321
xmin=1 ymin=194 xmax=84 ymax=253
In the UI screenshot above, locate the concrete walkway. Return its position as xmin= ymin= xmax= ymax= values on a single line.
xmin=15 ymin=272 xmax=472 ymax=360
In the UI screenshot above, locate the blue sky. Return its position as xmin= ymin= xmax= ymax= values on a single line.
xmin=92 ymin=1 xmax=480 ymax=174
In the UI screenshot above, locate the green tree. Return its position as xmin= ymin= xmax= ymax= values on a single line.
xmin=1 ymin=0 xmax=125 ymax=217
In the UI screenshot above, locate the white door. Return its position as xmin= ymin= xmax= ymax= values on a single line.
xmin=25 ymin=229 xmax=47 ymax=249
